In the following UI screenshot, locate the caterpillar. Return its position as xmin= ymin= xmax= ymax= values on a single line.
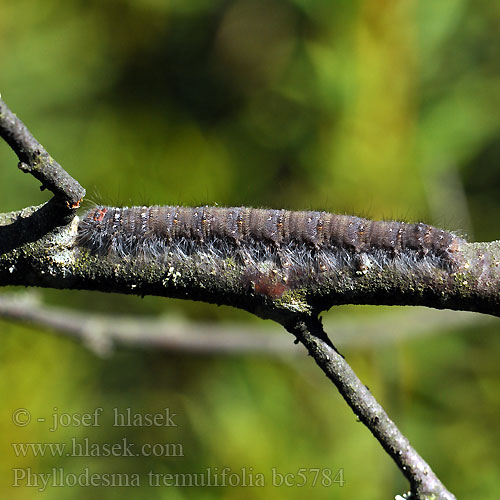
xmin=75 ymin=205 xmax=464 ymax=298
xmin=77 ymin=205 xmax=463 ymax=259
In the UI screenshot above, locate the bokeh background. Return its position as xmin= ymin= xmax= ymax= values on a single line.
xmin=1 ymin=0 xmax=500 ymax=498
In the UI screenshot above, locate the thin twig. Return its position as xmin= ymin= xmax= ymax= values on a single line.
xmin=0 ymin=293 xmax=299 ymax=357
xmin=0 ymin=293 xmax=490 ymax=356
xmin=0 ymin=96 xmax=85 ymax=209
xmin=284 ymin=315 xmax=456 ymax=500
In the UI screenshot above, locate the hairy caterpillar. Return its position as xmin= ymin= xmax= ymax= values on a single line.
xmin=76 ymin=206 xmax=464 ymax=296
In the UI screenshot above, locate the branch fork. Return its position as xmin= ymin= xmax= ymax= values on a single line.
xmin=3 ymin=95 xmax=492 ymax=499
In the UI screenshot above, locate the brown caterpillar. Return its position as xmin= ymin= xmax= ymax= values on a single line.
xmin=77 ymin=206 xmax=463 ymax=263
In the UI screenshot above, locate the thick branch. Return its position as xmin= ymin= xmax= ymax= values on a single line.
xmin=0 ymin=204 xmax=499 ymax=320
xmin=0 ymin=97 xmax=85 ymax=209
xmin=284 ymin=315 xmax=456 ymax=500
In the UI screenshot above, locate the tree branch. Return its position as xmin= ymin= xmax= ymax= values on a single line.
xmin=0 ymin=203 xmax=499 ymax=320
xmin=284 ymin=315 xmax=456 ymax=500
xmin=0 ymin=96 xmax=85 ymax=210
xmin=0 ymin=292 xmax=489 ymax=356
xmin=2 ymin=96 xmax=493 ymax=499
xmin=0 ymin=293 xmax=300 ymax=357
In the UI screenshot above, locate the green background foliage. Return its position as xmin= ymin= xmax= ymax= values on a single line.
xmin=1 ymin=0 xmax=500 ymax=498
